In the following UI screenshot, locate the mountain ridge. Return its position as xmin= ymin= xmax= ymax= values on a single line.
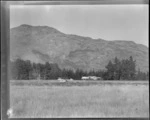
xmin=10 ymin=24 xmax=149 ymax=72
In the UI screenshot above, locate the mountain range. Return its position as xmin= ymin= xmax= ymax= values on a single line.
xmin=10 ymin=24 xmax=149 ymax=72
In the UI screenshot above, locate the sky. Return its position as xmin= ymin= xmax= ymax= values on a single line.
xmin=10 ymin=5 xmax=148 ymax=46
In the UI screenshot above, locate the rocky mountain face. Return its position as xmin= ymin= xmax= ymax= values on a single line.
xmin=10 ymin=24 xmax=149 ymax=72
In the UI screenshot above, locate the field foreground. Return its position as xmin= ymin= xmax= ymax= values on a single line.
xmin=10 ymin=80 xmax=149 ymax=118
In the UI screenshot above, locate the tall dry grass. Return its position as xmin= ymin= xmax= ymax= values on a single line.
xmin=10 ymin=80 xmax=149 ymax=118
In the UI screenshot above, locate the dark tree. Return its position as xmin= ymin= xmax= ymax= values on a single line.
xmin=113 ymin=57 xmax=121 ymax=80
xmin=44 ymin=62 xmax=52 ymax=80
xmin=105 ymin=60 xmax=115 ymax=80
xmin=11 ymin=59 xmax=32 ymax=80
xmin=128 ymin=56 xmax=136 ymax=80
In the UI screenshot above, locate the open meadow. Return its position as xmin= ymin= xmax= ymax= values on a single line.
xmin=10 ymin=80 xmax=149 ymax=118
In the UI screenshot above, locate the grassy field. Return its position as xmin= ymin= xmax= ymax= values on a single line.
xmin=10 ymin=80 xmax=149 ymax=118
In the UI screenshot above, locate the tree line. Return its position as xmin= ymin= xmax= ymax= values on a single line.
xmin=10 ymin=56 xmax=149 ymax=80
xmin=104 ymin=56 xmax=149 ymax=80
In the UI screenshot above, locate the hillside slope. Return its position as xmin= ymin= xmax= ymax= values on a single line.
xmin=10 ymin=24 xmax=149 ymax=72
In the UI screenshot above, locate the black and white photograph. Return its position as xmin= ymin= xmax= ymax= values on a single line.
xmin=6 ymin=1 xmax=149 ymax=118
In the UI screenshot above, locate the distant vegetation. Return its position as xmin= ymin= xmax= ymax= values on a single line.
xmin=10 ymin=56 xmax=149 ymax=80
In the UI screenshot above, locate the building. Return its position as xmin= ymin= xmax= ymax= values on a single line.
xmin=81 ymin=76 xmax=102 ymax=80
xmin=81 ymin=76 xmax=90 ymax=80
xmin=57 ymin=78 xmax=66 ymax=82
